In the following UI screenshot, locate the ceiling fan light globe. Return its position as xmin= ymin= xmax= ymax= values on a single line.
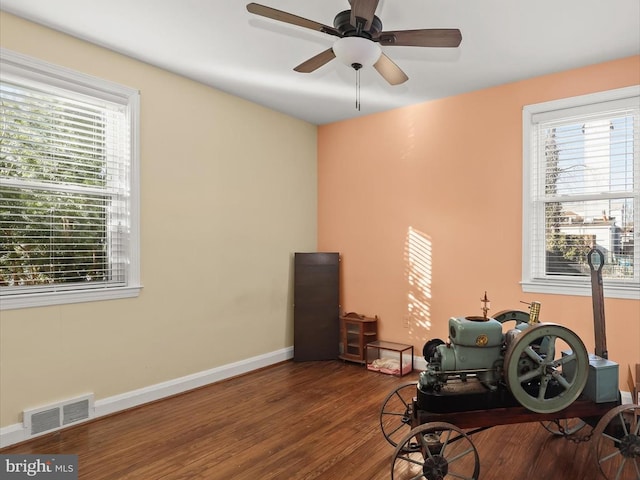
xmin=332 ymin=36 xmax=381 ymax=68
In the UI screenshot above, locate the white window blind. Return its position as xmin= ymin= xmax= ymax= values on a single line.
xmin=523 ymin=86 xmax=640 ymax=299
xmin=0 ymin=49 xmax=140 ymax=309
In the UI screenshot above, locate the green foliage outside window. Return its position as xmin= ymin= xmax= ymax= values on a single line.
xmin=1 ymin=84 xmax=111 ymax=288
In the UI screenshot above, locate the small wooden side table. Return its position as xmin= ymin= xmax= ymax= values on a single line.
xmin=366 ymin=340 xmax=414 ymax=377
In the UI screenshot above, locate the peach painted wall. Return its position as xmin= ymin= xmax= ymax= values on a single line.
xmin=318 ymin=56 xmax=640 ymax=387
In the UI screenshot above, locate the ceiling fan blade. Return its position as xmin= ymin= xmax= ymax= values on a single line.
xmin=350 ymin=0 xmax=379 ymax=31
xmin=377 ymin=29 xmax=462 ymax=47
xmin=294 ymin=48 xmax=336 ymax=73
xmin=247 ymin=3 xmax=341 ymax=37
xmin=374 ymin=54 xmax=408 ymax=85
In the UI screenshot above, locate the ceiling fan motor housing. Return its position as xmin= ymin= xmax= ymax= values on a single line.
xmin=333 ymin=10 xmax=382 ymax=38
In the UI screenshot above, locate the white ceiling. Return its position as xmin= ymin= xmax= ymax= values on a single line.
xmin=1 ymin=0 xmax=639 ymax=125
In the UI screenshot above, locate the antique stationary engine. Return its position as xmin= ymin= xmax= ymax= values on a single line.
xmin=417 ymin=294 xmax=614 ymax=414
xmin=381 ymin=250 xmax=632 ymax=480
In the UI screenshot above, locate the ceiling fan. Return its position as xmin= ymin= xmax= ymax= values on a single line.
xmin=246 ymin=0 xmax=462 ymax=85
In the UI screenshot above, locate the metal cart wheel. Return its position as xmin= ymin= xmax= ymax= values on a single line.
xmin=504 ymin=323 xmax=589 ymax=413
xmin=592 ymin=404 xmax=640 ymax=480
xmin=540 ymin=418 xmax=587 ymax=436
xmin=391 ymin=422 xmax=480 ymax=480
xmin=380 ymin=382 xmax=418 ymax=449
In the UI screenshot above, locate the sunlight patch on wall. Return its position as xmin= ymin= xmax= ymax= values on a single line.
xmin=405 ymin=227 xmax=432 ymax=336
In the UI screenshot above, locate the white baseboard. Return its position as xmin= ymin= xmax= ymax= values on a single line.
xmin=1 ymin=346 xmax=293 ymax=448
xmin=0 ymin=424 xmax=25 ymax=449
xmin=2 ymin=348 xmax=633 ymax=449
xmin=621 ymin=390 xmax=633 ymax=404
xmin=414 ymin=356 xmax=427 ymax=371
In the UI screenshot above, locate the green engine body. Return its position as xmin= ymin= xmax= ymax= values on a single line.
xmin=420 ymin=315 xmax=529 ymax=390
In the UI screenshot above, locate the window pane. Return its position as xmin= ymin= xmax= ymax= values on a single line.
xmin=544 ymin=198 xmax=634 ymax=280
xmin=541 ymin=111 xmax=635 ymax=281
xmin=1 ymin=82 xmax=108 ymax=188
xmin=0 ymin=82 xmax=116 ymax=290
xmin=543 ymin=114 xmax=635 ymax=197
xmin=1 ymin=63 xmax=132 ymax=299
xmin=0 ymin=186 xmax=110 ymax=287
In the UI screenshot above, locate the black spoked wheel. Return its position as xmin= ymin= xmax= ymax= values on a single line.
xmin=592 ymin=404 xmax=640 ymax=480
xmin=380 ymin=382 xmax=418 ymax=449
xmin=391 ymin=422 xmax=480 ymax=480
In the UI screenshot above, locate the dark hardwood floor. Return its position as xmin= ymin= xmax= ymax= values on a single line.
xmin=0 ymin=360 xmax=629 ymax=479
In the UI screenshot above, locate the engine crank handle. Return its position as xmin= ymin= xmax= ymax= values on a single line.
xmin=587 ymin=247 xmax=608 ymax=359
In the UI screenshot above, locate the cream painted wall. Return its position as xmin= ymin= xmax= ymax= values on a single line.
xmin=318 ymin=56 xmax=640 ymax=388
xmin=0 ymin=13 xmax=317 ymax=427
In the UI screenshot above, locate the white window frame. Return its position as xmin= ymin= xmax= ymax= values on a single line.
xmin=0 ymin=48 xmax=141 ymax=309
xmin=522 ymin=85 xmax=640 ymax=300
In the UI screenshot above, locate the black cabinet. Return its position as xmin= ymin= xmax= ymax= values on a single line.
xmin=293 ymin=252 xmax=340 ymax=361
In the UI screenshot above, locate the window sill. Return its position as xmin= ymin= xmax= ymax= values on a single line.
xmin=521 ymin=280 xmax=639 ymax=300
xmin=0 ymin=285 xmax=143 ymax=310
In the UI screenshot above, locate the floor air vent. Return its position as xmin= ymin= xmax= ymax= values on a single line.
xmin=24 ymin=394 xmax=94 ymax=437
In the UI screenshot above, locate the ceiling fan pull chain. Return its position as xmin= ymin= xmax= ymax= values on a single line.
xmin=355 ymin=68 xmax=361 ymax=111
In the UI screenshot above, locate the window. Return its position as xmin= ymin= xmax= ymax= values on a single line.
xmin=0 ymin=49 xmax=140 ymax=309
xmin=522 ymin=86 xmax=639 ymax=299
